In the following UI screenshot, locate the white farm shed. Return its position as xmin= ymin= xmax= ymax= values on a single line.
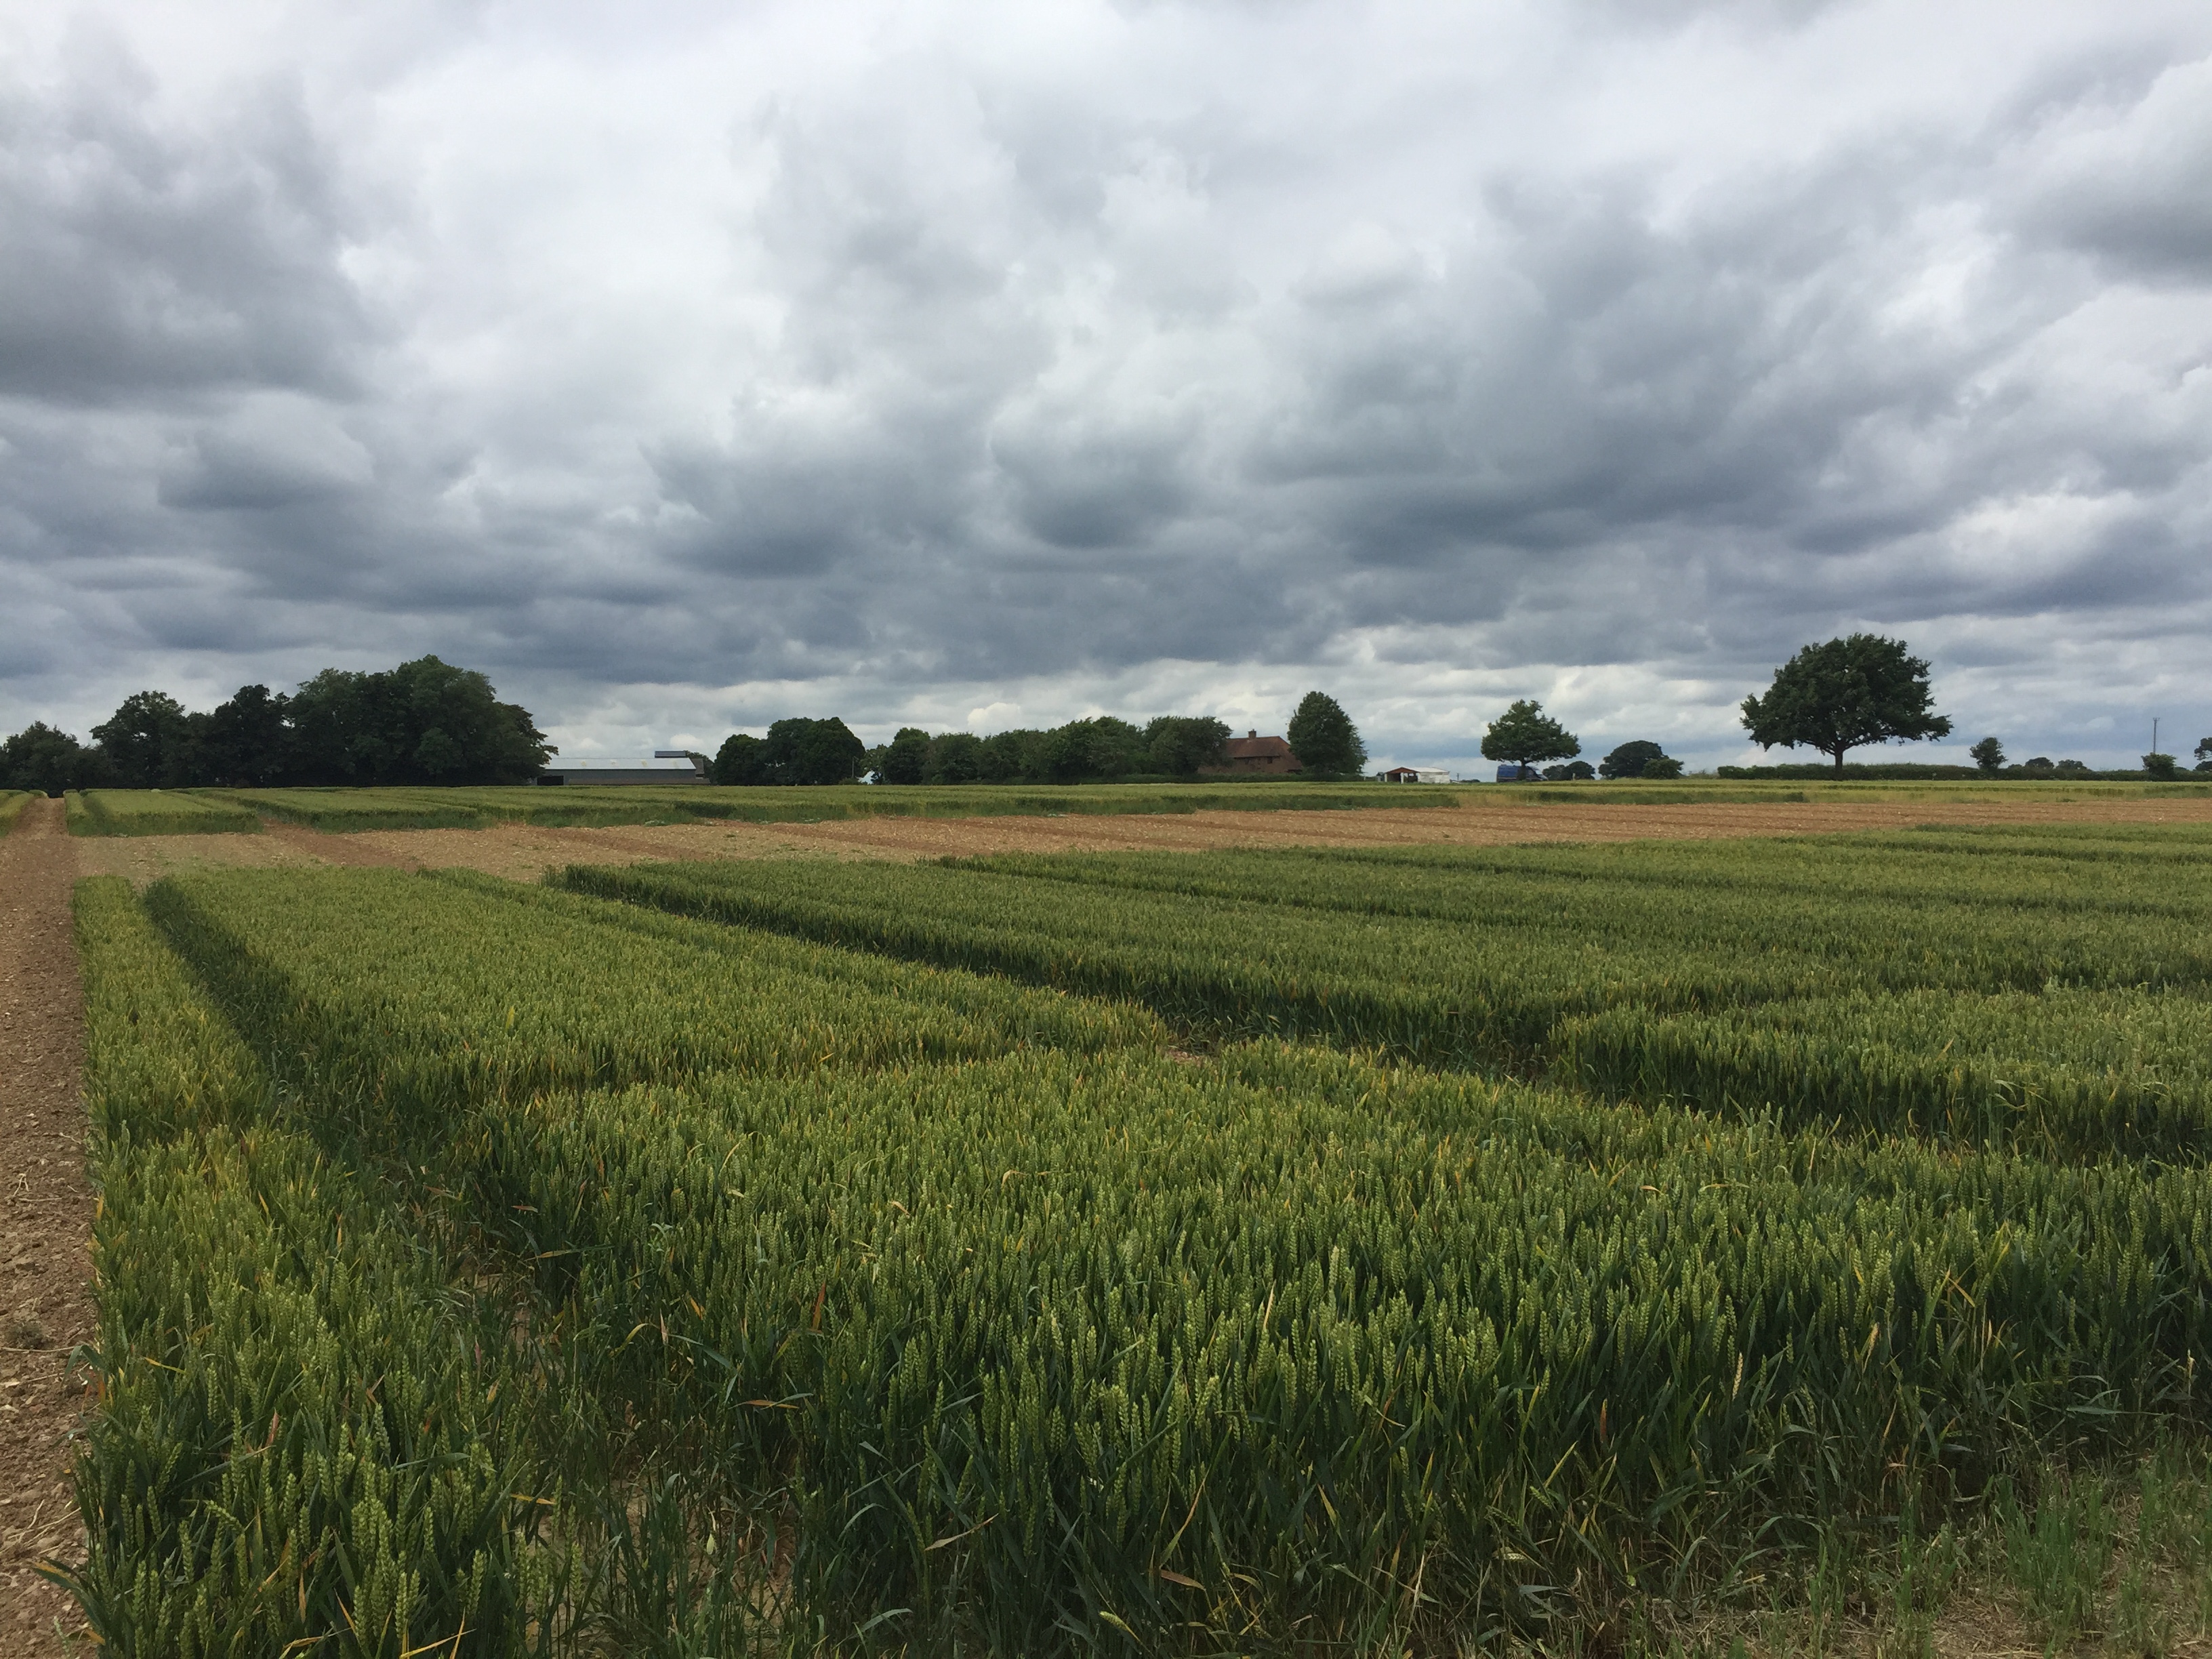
xmin=536 ymin=750 xmax=709 ymax=785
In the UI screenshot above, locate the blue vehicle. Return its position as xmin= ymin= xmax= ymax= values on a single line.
xmin=1496 ymin=763 xmax=1540 ymax=781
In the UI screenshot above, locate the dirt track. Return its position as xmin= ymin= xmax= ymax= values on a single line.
xmin=0 ymin=800 xmax=90 ymax=1653
xmin=68 ymin=790 xmax=2212 ymax=882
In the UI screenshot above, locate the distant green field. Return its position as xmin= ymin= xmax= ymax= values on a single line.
xmin=64 ymin=789 xmax=262 ymax=836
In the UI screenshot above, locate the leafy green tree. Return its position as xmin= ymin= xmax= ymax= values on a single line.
xmin=1597 ymin=739 xmax=1675 ymax=780
xmin=284 ymin=670 xmax=376 ymax=782
xmin=762 ymin=717 xmax=864 ymax=785
xmin=1740 ymin=634 xmax=1951 ymax=773
xmin=192 ymin=685 xmax=291 ymax=785
xmin=879 ymin=727 xmax=931 ymax=785
xmin=287 ymin=657 xmax=552 ymax=785
xmin=2196 ymin=737 xmax=2211 ymax=774
xmin=1043 ymin=717 xmax=1145 ymax=783
xmin=1286 ymin=692 xmax=1366 ymax=777
xmin=1142 ymin=716 xmax=1230 ymax=777
xmin=711 ymin=733 xmax=769 ymax=785
xmin=390 ymin=657 xmax=549 ymax=783
xmin=979 ymin=730 xmax=1045 ymax=783
xmin=1542 ymin=760 xmax=1596 ymax=781
xmin=926 ymin=731 xmax=986 ymax=783
xmin=93 ymin=691 xmax=192 ymax=787
xmin=1969 ymin=737 xmax=2005 ymax=774
xmin=1042 ymin=724 xmax=1094 ymax=783
xmin=0 ymin=722 xmax=114 ymax=795
xmin=1481 ymin=700 xmax=1579 ymax=771
xmin=2143 ymin=752 xmax=2179 ymax=779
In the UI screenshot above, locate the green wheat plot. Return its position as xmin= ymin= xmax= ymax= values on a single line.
xmin=56 ymin=821 xmax=2212 ymax=1654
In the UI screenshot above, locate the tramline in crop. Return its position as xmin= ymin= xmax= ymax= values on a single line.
xmin=562 ymin=832 xmax=2212 ymax=1155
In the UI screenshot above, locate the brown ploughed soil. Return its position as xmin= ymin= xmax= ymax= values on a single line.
xmin=0 ymin=800 xmax=91 ymax=1654
xmin=157 ymin=790 xmax=2212 ymax=881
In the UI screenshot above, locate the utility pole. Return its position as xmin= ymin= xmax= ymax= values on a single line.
xmin=2153 ymin=717 xmax=2160 ymax=756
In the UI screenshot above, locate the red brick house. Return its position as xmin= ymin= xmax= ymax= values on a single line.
xmin=1206 ymin=731 xmax=1303 ymax=775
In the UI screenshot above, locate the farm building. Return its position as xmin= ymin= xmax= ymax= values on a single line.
xmin=1206 ymin=731 xmax=1303 ymax=775
xmin=535 ymin=750 xmax=709 ymax=785
xmin=1376 ymin=766 xmax=1451 ymax=783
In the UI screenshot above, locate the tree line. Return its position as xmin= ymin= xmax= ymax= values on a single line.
xmin=9 ymin=635 xmax=2194 ymax=797
xmin=0 ymin=657 xmax=553 ymax=796
xmin=1965 ymin=739 xmax=2212 ymax=779
xmin=712 ymin=693 xmax=1370 ymax=786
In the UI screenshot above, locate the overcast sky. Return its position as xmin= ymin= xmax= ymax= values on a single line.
xmin=3 ymin=0 xmax=2208 ymax=772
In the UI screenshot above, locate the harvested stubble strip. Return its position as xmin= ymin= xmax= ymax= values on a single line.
xmin=61 ymin=878 xmax=556 ymax=1653
xmin=454 ymin=1039 xmax=2212 ymax=1650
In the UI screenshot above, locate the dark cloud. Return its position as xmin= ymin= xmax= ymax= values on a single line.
xmin=158 ymin=395 xmax=377 ymax=509
xmin=2018 ymin=60 xmax=2212 ymax=284
xmin=1 ymin=2 xmax=2209 ymax=770
xmin=0 ymin=32 xmax=371 ymax=405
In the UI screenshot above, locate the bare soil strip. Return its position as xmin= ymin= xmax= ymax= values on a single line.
xmin=102 ymin=791 xmax=2212 ymax=883
xmin=0 ymin=800 xmax=91 ymax=1654
xmin=70 ymin=821 xmax=328 ymax=884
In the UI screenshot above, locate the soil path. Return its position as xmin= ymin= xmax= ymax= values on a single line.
xmin=148 ymin=790 xmax=2212 ymax=882
xmin=70 ymin=821 xmax=324 ymax=884
xmin=259 ymin=818 xmax=417 ymax=869
xmin=0 ymin=800 xmax=91 ymax=1654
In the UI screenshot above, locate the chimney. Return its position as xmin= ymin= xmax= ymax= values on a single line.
xmin=1248 ymin=730 xmax=1257 ymax=739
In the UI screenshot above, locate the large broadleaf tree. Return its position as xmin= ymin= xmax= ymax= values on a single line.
xmin=1740 ymin=634 xmax=1951 ymax=773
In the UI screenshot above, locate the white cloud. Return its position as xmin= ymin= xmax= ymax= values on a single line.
xmin=2 ymin=0 xmax=2210 ymax=769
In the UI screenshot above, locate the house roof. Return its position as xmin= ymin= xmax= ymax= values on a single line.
xmin=1223 ymin=733 xmax=1296 ymax=761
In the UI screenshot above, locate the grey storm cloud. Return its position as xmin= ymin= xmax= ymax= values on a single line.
xmin=1 ymin=0 xmax=2209 ymax=768
xmin=0 ymin=39 xmax=369 ymax=404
